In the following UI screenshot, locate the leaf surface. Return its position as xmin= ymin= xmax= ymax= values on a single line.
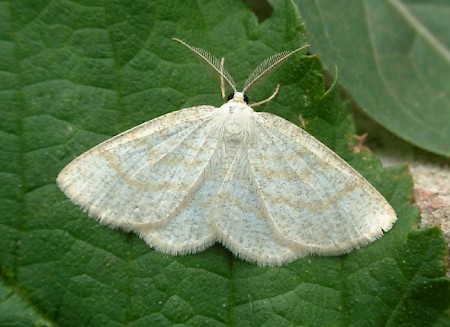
xmin=296 ymin=0 xmax=450 ymax=156
xmin=0 ymin=0 xmax=448 ymax=326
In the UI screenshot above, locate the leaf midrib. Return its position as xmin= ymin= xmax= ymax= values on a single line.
xmin=387 ymin=0 xmax=450 ymax=64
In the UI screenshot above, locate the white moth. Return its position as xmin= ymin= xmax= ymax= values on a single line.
xmin=57 ymin=38 xmax=397 ymax=266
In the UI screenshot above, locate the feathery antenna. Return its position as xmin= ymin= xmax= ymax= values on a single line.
xmin=173 ymin=38 xmax=237 ymax=93
xmin=242 ymin=45 xmax=309 ymax=93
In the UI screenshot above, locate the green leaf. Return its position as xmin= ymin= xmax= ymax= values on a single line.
xmin=295 ymin=0 xmax=450 ymax=157
xmin=0 ymin=0 xmax=448 ymax=326
xmin=0 ymin=280 xmax=54 ymax=327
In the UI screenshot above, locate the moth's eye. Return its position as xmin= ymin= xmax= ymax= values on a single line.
xmin=227 ymin=93 xmax=233 ymax=101
xmin=244 ymin=94 xmax=249 ymax=104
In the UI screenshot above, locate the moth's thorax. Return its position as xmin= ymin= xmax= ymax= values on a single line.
xmin=217 ymin=97 xmax=254 ymax=143
xmin=230 ymin=92 xmax=246 ymax=103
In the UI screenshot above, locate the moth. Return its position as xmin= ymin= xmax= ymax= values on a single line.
xmin=57 ymin=38 xmax=397 ymax=266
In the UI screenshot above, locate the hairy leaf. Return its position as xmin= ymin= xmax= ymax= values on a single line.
xmin=0 ymin=0 xmax=448 ymax=325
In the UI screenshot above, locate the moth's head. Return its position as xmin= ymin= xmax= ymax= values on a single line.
xmin=228 ymin=92 xmax=249 ymax=104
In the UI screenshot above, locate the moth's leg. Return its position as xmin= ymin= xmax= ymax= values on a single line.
xmin=250 ymin=84 xmax=280 ymax=108
xmin=220 ymin=58 xmax=227 ymax=102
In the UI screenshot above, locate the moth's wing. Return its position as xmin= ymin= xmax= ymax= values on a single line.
xmin=57 ymin=105 xmax=220 ymax=230
xmin=248 ymin=112 xmax=397 ymax=256
xmin=208 ymin=147 xmax=300 ymax=266
xmin=135 ymin=140 xmax=230 ymax=254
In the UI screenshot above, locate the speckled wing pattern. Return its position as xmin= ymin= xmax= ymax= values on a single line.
xmin=58 ymin=106 xmax=218 ymax=230
xmin=247 ymin=112 xmax=396 ymax=257
xmin=58 ymin=102 xmax=397 ymax=266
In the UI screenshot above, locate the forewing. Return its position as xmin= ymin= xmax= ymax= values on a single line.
xmin=209 ymin=147 xmax=300 ymax=266
xmin=57 ymin=106 xmax=219 ymax=229
xmin=248 ymin=112 xmax=397 ymax=256
xmin=135 ymin=141 xmax=230 ymax=254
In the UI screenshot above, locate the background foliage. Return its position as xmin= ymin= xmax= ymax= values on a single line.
xmin=0 ymin=0 xmax=448 ymax=326
xmin=296 ymin=0 xmax=450 ymax=157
